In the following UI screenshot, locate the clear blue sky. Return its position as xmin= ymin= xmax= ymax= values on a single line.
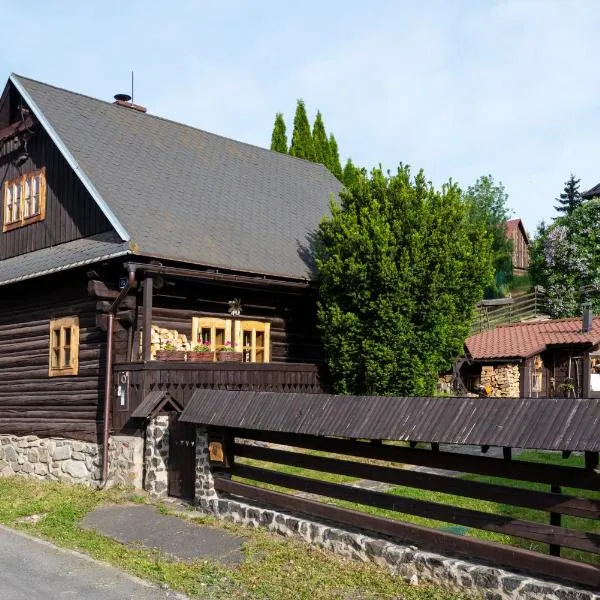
xmin=2 ymin=0 xmax=599 ymax=232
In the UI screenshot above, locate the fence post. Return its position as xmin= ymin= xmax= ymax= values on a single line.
xmin=194 ymin=426 xmax=219 ymax=513
xmin=549 ymin=484 xmax=561 ymax=557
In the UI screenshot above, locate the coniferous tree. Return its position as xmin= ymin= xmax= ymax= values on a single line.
xmin=270 ymin=113 xmax=288 ymax=153
xmin=342 ymin=158 xmax=361 ymax=187
xmin=312 ymin=111 xmax=330 ymax=167
xmin=327 ymin=133 xmax=343 ymax=180
xmin=555 ymin=174 xmax=582 ymax=215
xmin=289 ymin=100 xmax=315 ymax=161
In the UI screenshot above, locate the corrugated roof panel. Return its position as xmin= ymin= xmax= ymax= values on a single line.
xmin=179 ymin=390 xmax=600 ymax=452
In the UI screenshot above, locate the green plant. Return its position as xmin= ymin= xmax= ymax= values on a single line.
xmin=192 ymin=342 xmax=211 ymax=353
xmin=162 ymin=342 xmax=176 ymax=351
xmin=219 ymin=341 xmax=236 ymax=352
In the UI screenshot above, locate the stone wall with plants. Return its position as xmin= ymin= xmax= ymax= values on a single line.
xmin=480 ymin=364 xmax=520 ymax=397
xmin=0 ymin=434 xmax=143 ymax=487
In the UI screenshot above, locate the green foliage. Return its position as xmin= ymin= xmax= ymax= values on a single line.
xmin=342 ymin=158 xmax=361 ymax=188
xmin=326 ymin=133 xmax=343 ymax=180
xmin=270 ymin=112 xmax=288 ymax=153
xmin=315 ymin=166 xmax=494 ymax=396
xmin=530 ymin=199 xmax=600 ymax=317
xmin=311 ymin=111 xmax=330 ymax=167
xmin=555 ymin=173 xmax=582 ymax=215
xmin=463 ymin=175 xmax=513 ymax=298
xmin=289 ymin=99 xmax=315 ymax=161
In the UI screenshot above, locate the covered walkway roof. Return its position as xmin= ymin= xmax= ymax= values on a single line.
xmin=179 ymin=390 xmax=600 ymax=453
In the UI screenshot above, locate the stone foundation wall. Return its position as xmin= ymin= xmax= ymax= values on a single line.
xmin=199 ymin=497 xmax=597 ymax=600
xmin=480 ymin=364 xmax=520 ymax=397
xmin=0 ymin=433 xmax=143 ymax=488
xmin=144 ymin=415 xmax=169 ymax=497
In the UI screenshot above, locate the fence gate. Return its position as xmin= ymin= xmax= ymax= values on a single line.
xmin=168 ymin=415 xmax=196 ymax=499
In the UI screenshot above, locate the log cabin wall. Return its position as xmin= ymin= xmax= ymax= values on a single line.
xmin=0 ymin=121 xmax=112 ymax=259
xmin=0 ymin=269 xmax=105 ymax=442
xmin=130 ymin=277 xmax=322 ymax=365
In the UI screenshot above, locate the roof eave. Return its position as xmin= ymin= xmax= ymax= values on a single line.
xmin=9 ymin=74 xmax=130 ymax=242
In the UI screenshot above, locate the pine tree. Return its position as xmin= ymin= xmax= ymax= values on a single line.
xmin=555 ymin=174 xmax=582 ymax=215
xmin=327 ymin=134 xmax=343 ymax=180
xmin=312 ymin=111 xmax=330 ymax=167
xmin=270 ymin=113 xmax=288 ymax=153
xmin=289 ymin=99 xmax=315 ymax=161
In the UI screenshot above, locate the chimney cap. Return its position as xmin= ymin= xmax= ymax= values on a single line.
xmin=114 ymin=93 xmax=132 ymax=102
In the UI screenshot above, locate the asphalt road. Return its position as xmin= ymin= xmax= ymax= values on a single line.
xmin=0 ymin=525 xmax=187 ymax=600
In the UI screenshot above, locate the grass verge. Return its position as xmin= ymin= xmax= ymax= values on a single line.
xmin=0 ymin=477 xmax=471 ymax=600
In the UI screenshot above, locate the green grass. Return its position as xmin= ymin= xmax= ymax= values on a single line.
xmin=236 ymin=449 xmax=600 ymax=566
xmin=0 ymin=477 xmax=471 ymax=600
xmin=509 ymin=273 xmax=532 ymax=295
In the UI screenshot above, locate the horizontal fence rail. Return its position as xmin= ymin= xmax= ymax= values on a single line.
xmin=216 ymin=428 xmax=600 ymax=588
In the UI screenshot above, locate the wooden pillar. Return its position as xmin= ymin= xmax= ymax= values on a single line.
xmin=142 ymin=275 xmax=153 ymax=362
xmin=520 ymin=359 xmax=532 ymax=398
xmin=582 ymin=352 xmax=591 ymax=398
xmin=502 ymin=447 xmax=512 ymax=461
xmin=585 ymin=451 xmax=599 ymax=471
xmin=549 ymin=484 xmax=561 ymax=557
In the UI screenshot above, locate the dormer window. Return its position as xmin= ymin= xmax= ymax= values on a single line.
xmin=3 ymin=168 xmax=46 ymax=231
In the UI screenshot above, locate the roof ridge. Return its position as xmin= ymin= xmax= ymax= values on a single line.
xmin=11 ymin=73 xmax=341 ymax=178
xmin=495 ymin=315 xmax=593 ymax=330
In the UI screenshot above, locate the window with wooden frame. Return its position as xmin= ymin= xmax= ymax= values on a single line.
xmin=236 ymin=320 xmax=270 ymax=363
xmin=49 ymin=316 xmax=79 ymax=377
xmin=191 ymin=317 xmax=231 ymax=360
xmin=3 ymin=168 xmax=47 ymax=231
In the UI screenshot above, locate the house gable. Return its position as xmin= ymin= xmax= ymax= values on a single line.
xmin=0 ymin=79 xmax=114 ymax=260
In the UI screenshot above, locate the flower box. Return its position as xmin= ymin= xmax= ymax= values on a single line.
xmin=155 ymin=350 xmax=186 ymax=361
xmin=216 ymin=351 xmax=243 ymax=362
xmin=187 ymin=352 xmax=214 ymax=363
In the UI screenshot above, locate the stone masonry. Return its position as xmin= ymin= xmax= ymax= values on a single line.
xmin=192 ymin=426 xmax=598 ymax=600
xmin=144 ymin=415 xmax=169 ymax=497
xmin=0 ymin=433 xmax=142 ymax=487
xmin=480 ymin=363 xmax=520 ymax=397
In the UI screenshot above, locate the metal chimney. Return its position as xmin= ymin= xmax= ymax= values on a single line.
xmin=582 ymin=302 xmax=593 ymax=333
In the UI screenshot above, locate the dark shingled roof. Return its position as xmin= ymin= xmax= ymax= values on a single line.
xmin=13 ymin=75 xmax=341 ymax=280
xmin=179 ymin=389 xmax=600 ymax=452
xmin=0 ymin=232 xmax=130 ymax=287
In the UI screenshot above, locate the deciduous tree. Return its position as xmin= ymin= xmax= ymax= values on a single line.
xmin=315 ymin=166 xmax=493 ymax=396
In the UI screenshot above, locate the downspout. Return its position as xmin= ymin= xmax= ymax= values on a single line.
xmin=99 ymin=265 xmax=137 ymax=488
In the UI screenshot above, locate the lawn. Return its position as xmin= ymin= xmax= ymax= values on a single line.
xmin=235 ymin=449 xmax=600 ymax=566
xmin=0 ymin=477 xmax=471 ymax=600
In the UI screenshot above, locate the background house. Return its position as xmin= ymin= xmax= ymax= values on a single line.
xmin=504 ymin=218 xmax=529 ymax=275
xmin=459 ymin=315 xmax=600 ymax=398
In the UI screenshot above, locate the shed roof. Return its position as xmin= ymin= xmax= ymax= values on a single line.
xmin=582 ymin=182 xmax=600 ymax=199
xmin=9 ymin=74 xmax=341 ymax=280
xmin=179 ymin=389 xmax=600 ymax=452
xmin=465 ymin=317 xmax=600 ymax=360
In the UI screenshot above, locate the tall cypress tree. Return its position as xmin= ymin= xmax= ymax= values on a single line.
xmin=555 ymin=174 xmax=582 ymax=215
xmin=270 ymin=113 xmax=288 ymax=153
xmin=312 ymin=111 xmax=330 ymax=167
xmin=289 ymin=99 xmax=315 ymax=161
xmin=327 ymin=133 xmax=343 ymax=180
xmin=343 ymin=158 xmax=361 ymax=187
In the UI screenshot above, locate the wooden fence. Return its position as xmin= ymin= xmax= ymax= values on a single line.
xmin=471 ymin=287 xmax=549 ymax=333
xmin=213 ymin=429 xmax=600 ymax=589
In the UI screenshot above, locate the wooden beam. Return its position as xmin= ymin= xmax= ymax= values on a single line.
xmin=142 ymin=276 xmax=153 ymax=362
xmin=234 ymin=443 xmax=600 ymax=519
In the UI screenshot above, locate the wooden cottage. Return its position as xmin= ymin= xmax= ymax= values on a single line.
xmin=504 ymin=218 xmax=529 ymax=275
xmin=0 ymin=74 xmax=340 ymax=497
xmin=459 ymin=316 xmax=600 ymax=399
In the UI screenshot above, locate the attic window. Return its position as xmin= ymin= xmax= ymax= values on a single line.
xmin=3 ymin=168 xmax=46 ymax=231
